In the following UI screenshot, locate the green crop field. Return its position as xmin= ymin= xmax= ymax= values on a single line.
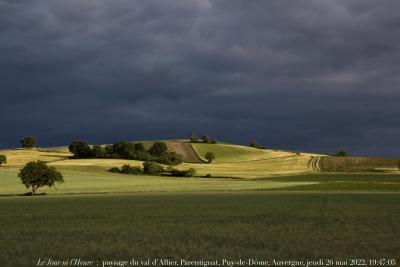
xmin=1 ymin=192 xmax=399 ymax=267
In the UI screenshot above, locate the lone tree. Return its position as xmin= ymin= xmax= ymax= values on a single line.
xmin=68 ymin=140 xmax=93 ymax=158
xmin=21 ymin=136 xmax=36 ymax=149
xmin=0 ymin=155 xmax=6 ymax=166
xmin=205 ymin=152 xmax=215 ymax=163
xmin=18 ymin=161 xmax=64 ymax=195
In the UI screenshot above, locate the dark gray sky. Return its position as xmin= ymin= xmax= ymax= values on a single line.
xmin=1 ymin=0 xmax=400 ymax=156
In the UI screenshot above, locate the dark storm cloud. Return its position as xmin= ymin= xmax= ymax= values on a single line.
xmin=1 ymin=0 xmax=400 ymax=156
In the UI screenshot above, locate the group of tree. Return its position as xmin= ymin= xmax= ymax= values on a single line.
xmin=18 ymin=161 xmax=64 ymax=195
xmin=0 ymin=155 xmax=7 ymax=166
xmin=69 ymin=140 xmax=183 ymax=165
xmin=21 ymin=136 xmax=37 ymax=149
xmin=333 ymin=150 xmax=348 ymax=157
xmin=109 ymin=161 xmax=196 ymax=177
xmin=249 ymin=139 xmax=266 ymax=149
xmin=189 ymin=133 xmax=217 ymax=144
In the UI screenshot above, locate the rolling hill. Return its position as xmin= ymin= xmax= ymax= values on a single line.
xmin=0 ymin=139 xmax=399 ymax=196
xmin=0 ymin=140 xmax=318 ymax=177
xmin=1 ymin=140 xmax=398 ymax=175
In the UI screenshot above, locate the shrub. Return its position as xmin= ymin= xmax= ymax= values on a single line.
xmin=204 ymin=174 xmax=212 ymax=178
xmin=210 ymin=139 xmax=217 ymax=144
xmin=110 ymin=163 xmax=196 ymax=177
xmin=121 ymin=164 xmax=142 ymax=174
xmin=185 ymin=168 xmax=197 ymax=177
xmin=167 ymin=167 xmax=197 ymax=177
xmin=0 ymin=155 xmax=6 ymax=166
xmin=21 ymin=136 xmax=36 ymax=149
xmin=109 ymin=165 xmax=142 ymax=175
xmin=108 ymin=167 xmax=121 ymax=173
xmin=143 ymin=161 xmax=165 ymax=175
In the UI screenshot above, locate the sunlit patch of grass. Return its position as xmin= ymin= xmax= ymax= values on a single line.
xmin=0 ymin=166 xmax=316 ymax=196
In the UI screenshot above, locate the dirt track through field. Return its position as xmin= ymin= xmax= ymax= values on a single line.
xmin=309 ymin=156 xmax=321 ymax=172
xmin=166 ymin=141 xmax=205 ymax=163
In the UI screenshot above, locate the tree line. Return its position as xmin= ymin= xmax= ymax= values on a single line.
xmin=68 ymin=140 xmax=183 ymax=165
xmin=189 ymin=133 xmax=217 ymax=144
xmin=109 ymin=161 xmax=197 ymax=177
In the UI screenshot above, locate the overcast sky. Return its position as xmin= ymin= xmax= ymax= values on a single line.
xmin=1 ymin=0 xmax=399 ymax=156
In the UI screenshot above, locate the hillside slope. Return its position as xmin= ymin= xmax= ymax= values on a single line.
xmin=191 ymin=143 xmax=297 ymax=163
xmin=164 ymin=141 xmax=204 ymax=163
xmin=0 ymin=148 xmax=71 ymax=166
xmin=186 ymin=142 xmax=318 ymax=178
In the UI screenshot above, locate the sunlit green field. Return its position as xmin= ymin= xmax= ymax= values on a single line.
xmin=0 ymin=166 xmax=315 ymax=196
xmin=268 ymin=173 xmax=400 ymax=192
xmin=1 ymin=158 xmax=400 ymax=196
xmin=1 ymin=192 xmax=399 ymax=267
xmin=191 ymin=143 xmax=301 ymax=162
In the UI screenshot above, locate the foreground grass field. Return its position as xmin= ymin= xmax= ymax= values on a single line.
xmin=1 ymin=192 xmax=399 ymax=267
